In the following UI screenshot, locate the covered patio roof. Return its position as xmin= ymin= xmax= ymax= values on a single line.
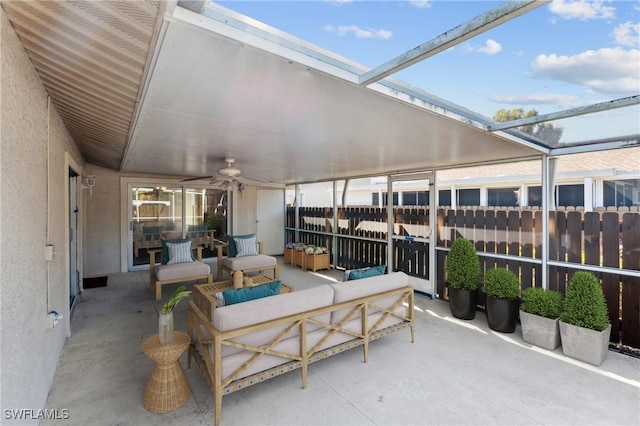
xmin=3 ymin=0 xmax=638 ymax=185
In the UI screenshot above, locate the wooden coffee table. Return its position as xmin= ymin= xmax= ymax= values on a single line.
xmin=193 ymin=276 xmax=293 ymax=321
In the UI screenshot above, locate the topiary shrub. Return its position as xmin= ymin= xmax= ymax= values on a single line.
xmin=445 ymin=238 xmax=480 ymax=290
xmin=560 ymin=271 xmax=610 ymax=331
xmin=521 ymin=287 xmax=563 ymax=319
xmin=483 ymin=267 xmax=520 ymax=300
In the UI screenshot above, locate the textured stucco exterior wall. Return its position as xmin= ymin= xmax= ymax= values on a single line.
xmin=1 ymin=9 xmax=84 ymax=419
xmin=83 ymin=165 xmax=121 ymax=276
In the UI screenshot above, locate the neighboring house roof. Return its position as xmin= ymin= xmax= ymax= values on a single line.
xmin=438 ymin=146 xmax=640 ymax=183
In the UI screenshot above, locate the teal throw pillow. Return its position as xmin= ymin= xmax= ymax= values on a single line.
xmin=160 ymin=238 xmax=194 ymax=265
xmin=143 ymin=226 xmax=163 ymax=241
xmin=222 ymin=280 xmax=281 ymax=305
xmin=348 ymin=265 xmax=386 ymax=280
xmin=187 ymin=224 xmax=208 ymax=232
xmin=227 ymin=233 xmax=255 ymax=257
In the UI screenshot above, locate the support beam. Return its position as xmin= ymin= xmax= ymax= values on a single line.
xmin=358 ymin=0 xmax=546 ymax=86
xmin=489 ymin=95 xmax=640 ymax=131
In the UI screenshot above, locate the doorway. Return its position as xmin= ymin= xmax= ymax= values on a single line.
xmin=69 ymin=169 xmax=79 ymax=310
xmin=257 ymin=189 xmax=285 ymax=255
xmin=128 ymin=184 xmax=227 ymax=269
xmin=390 ymin=172 xmax=435 ymax=294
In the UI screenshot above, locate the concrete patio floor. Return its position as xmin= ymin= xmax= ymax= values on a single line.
xmin=44 ymin=257 xmax=640 ymax=425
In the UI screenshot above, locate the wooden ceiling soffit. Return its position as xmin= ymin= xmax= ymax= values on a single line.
xmin=2 ymin=0 xmax=165 ymax=170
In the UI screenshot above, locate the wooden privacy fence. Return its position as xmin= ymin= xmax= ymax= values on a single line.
xmin=286 ymin=206 xmax=640 ymax=350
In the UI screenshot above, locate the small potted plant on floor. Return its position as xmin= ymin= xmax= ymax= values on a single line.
xmin=483 ymin=267 xmax=520 ymax=333
xmin=559 ymin=271 xmax=611 ymax=366
xmin=445 ymin=237 xmax=481 ymax=320
xmin=520 ymin=287 xmax=563 ymax=350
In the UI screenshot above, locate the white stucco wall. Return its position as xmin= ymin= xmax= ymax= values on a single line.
xmin=1 ymin=8 xmax=84 ymax=420
xmin=83 ymin=165 xmax=121 ymax=277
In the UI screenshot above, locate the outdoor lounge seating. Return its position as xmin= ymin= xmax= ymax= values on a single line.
xmin=216 ymin=234 xmax=278 ymax=281
xmin=187 ymin=271 xmax=414 ymax=426
xmin=134 ymin=224 xmax=165 ymax=257
xmin=149 ymin=239 xmax=213 ymax=300
xmin=186 ymin=224 xmax=216 ymax=249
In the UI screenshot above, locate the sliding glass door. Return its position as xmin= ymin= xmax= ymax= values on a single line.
xmin=128 ymin=184 xmax=227 ymax=269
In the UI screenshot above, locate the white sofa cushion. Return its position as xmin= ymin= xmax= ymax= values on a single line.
xmin=213 ymin=285 xmax=335 ymax=358
xmin=329 ymin=272 xmax=409 ymax=324
xmin=221 ymin=254 xmax=277 ymax=271
xmin=156 ymin=261 xmax=210 ymax=281
xmin=214 ymin=284 xmax=334 ymax=332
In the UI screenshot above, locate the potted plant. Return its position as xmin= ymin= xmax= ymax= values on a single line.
xmin=205 ymin=214 xmax=220 ymax=232
xmin=159 ymin=285 xmax=192 ymax=344
xmin=483 ymin=267 xmax=520 ymax=333
xmin=445 ymin=237 xmax=481 ymax=320
xmin=284 ymin=242 xmax=296 ymax=264
xmin=304 ymin=244 xmax=330 ymax=272
xmin=520 ymin=287 xmax=563 ymax=350
xmin=559 ymin=271 xmax=611 ymax=366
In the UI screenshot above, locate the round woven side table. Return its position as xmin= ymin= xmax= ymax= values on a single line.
xmin=142 ymin=331 xmax=192 ymax=413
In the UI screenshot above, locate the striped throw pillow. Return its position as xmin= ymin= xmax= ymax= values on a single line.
xmin=166 ymin=241 xmax=194 ymax=264
xmin=235 ymin=235 xmax=259 ymax=257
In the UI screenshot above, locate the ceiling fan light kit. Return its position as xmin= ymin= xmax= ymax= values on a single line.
xmin=181 ymin=157 xmax=277 ymax=190
xmin=218 ymin=158 xmax=241 ymax=177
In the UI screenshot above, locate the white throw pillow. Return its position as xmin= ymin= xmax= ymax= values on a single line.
xmin=166 ymin=241 xmax=194 ymax=264
xmin=215 ymin=292 xmax=225 ymax=308
xmin=235 ymin=236 xmax=259 ymax=257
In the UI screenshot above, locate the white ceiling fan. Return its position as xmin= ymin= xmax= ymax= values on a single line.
xmin=181 ymin=157 xmax=283 ymax=191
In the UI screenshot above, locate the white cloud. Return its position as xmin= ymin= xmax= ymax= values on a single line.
xmin=548 ymin=0 xmax=615 ymax=21
xmin=531 ymin=47 xmax=640 ymax=95
xmin=409 ymin=0 xmax=432 ymax=9
xmin=465 ymin=39 xmax=502 ymax=55
xmin=324 ymin=24 xmax=392 ymax=39
xmin=477 ymin=39 xmax=502 ymax=55
xmin=612 ymin=21 xmax=640 ymax=47
xmin=490 ymin=93 xmax=581 ymax=109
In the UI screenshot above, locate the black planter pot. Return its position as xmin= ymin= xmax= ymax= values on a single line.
xmin=485 ymin=296 xmax=519 ymax=333
xmin=448 ymin=287 xmax=478 ymax=320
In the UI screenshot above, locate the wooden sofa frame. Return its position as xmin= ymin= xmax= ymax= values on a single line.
xmin=148 ymin=246 xmax=213 ymax=300
xmin=216 ymin=241 xmax=279 ymax=281
xmin=187 ymin=285 xmax=414 ymax=426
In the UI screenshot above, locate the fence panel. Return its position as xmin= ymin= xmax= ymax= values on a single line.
xmin=602 ymin=212 xmax=622 ymax=344
xmin=508 ymin=210 xmax=520 ymax=277
xmin=286 ymin=206 xmax=640 ymax=351
xmin=621 ymin=213 xmax=640 ymax=348
xmin=521 ymin=210 xmax=534 ymax=290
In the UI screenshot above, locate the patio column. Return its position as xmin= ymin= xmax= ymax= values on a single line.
xmin=584 ymin=177 xmax=593 ymax=212
xmin=294 ymin=184 xmax=300 ymax=242
xmin=387 ymin=177 xmax=394 ymax=271
xmin=429 ymin=173 xmax=437 ymax=296
xmin=541 ymin=155 xmax=557 ymax=290
xmin=450 ymin=184 xmax=457 ymax=210
xmin=333 ymin=180 xmax=339 ymax=261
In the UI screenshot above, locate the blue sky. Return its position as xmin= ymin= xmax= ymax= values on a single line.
xmin=216 ymin=0 xmax=640 ymax=143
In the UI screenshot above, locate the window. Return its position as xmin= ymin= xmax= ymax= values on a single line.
xmin=603 ymin=179 xmax=639 ymax=207
xmin=528 ymin=186 xmax=542 ymax=207
xmin=438 ymin=189 xmax=451 ymax=206
xmin=401 ymin=190 xmax=429 ymax=206
xmin=457 ymin=189 xmax=480 ymax=206
xmin=488 ymin=187 xmax=519 ymax=207
xmin=557 ymin=184 xmax=583 ymax=207
xmin=381 ymin=191 xmax=399 ymax=206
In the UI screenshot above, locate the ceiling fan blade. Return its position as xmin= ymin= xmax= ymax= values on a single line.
xmin=236 ymin=176 xmax=285 ymax=188
xmin=180 ymin=175 xmax=213 ymax=182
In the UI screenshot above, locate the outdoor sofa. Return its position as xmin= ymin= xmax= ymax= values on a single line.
xmin=187 ymin=271 xmax=414 ymax=426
